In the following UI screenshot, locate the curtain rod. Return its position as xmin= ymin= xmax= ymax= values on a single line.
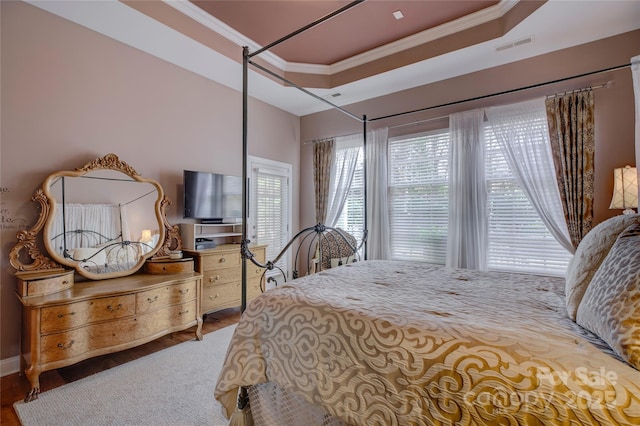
xmin=546 ymin=81 xmax=613 ymax=98
xmin=306 ymin=77 xmax=614 ymax=140
xmin=369 ymin=63 xmax=630 ymax=123
xmin=389 ymin=80 xmax=612 ymax=129
xmin=388 ymin=114 xmax=449 ymax=130
xmin=303 ymin=133 xmax=359 ymax=145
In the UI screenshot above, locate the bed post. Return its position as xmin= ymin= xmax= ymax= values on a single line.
xmin=362 ymin=115 xmax=368 ymax=260
xmin=241 ymin=46 xmax=249 ymax=313
xmin=228 ymin=45 xmax=253 ymax=426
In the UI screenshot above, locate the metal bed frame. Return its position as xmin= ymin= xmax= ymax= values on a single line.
xmin=235 ymin=0 xmax=629 ymax=307
xmin=233 ymin=0 xmax=631 ymax=415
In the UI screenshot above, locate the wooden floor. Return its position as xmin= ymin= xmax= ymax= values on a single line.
xmin=1 ymin=308 xmax=241 ymax=426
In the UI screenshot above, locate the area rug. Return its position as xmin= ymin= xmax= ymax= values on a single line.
xmin=14 ymin=325 xmax=235 ymax=426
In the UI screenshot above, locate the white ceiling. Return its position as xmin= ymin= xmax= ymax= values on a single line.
xmin=27 ymin=0 xmax=640 ymax=117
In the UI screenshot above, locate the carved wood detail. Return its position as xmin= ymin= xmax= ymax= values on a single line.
xmin=155 ymin=197 xmax=182 ymax=257
xmin=76 ymin=153 xmax=139 ymax=177
xmin=9 ymin=189 xmax=63 ymax=272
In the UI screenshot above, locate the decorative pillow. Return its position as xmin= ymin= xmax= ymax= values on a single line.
xmin=565 ymin=214 xmax=639 ymax=320
xmin=330 ymin=256 xmax=355 ymax=268
xmin=320 ymin=229 xmax=357 ymax=270
xmin=576 ymin=222 xmax=640 ymax=369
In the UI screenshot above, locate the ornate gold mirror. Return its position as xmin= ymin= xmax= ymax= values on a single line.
xmin=10 ymin=154 xmax=181 ymax=280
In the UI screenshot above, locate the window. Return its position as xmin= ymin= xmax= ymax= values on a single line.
xmin=333 ymin=145 xmax=365 ymax=239
xmin=248 ymin=157 xmax=292 ymax=282
xmin=387 ymin=120 xmax=571 ymax=275
xmin=484 ymin=125 xmax=572 ymax=276
xmin=388 ymin=130 xmax=449 ymax=263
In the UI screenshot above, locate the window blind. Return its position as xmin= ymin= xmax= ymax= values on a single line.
xmin=484 ymin=124 xmax=571 ymax=276
xmin=388 ymin=131 xmax=450 ymax=263
xmin=252 ymin=168 xmax=289 ymax=279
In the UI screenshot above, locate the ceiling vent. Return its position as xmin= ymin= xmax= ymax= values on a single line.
xmin=496 ymin=36 xmax=534 ymax=52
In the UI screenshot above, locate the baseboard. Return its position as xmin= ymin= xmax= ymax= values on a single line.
xmin=1 ymin=355 xmax=20 ymax=377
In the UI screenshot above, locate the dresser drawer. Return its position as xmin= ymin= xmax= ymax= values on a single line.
xmin=41 ymin=295 xmax=135 ymax=334
xmin=202 ymin=278 xmax=264 ymax=312
xmin=144 ymin=258 xmax=194 ymax=274
xmin=17 ymin=270 xmax=74 ymax=298
xmin=203 ymin=265 xmax=264 ymax=285
xmin=40 ymin=299 xmax=198 ymax=364
xmin=247 ymin=278 xmax=263 ymax=300
xmin=135 ymin=299 xmax=198 ymax=337
xmin=203 ymin=268 xmax=241 ymax=286
xmin=40 ymin=316 xmax=138 ymax=363
xmin=252 ymin=246 xmax=266 ymax=263
xmin=201 ymin=251 xmax=241 ymax=271
xmin=202 ymin=281 xmax=239 ymax=311
xmin=136 ymin=280 xmax=197 ymax=314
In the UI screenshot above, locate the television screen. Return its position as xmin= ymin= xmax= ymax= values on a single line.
xmin=183 ymin=170 xmax=242 ymax=222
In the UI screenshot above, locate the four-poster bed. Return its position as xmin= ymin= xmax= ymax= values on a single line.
xmin=215 ymin=2 xmax=640 ymax=424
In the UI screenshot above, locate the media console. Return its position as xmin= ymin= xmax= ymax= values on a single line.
xmin=180 ymin=223 xmax=242 ymax=250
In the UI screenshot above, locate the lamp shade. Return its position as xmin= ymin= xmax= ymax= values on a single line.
xmin=140 ymin=229 xmax=153 ymax=243
xmin=609 ymin=165 xmax=638 ymax=214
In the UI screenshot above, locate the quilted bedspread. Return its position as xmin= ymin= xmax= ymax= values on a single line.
xmin=214 ymin=260 xmax=640 ymax=425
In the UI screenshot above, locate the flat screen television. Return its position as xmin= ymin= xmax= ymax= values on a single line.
xmin=183 ymin=170 xmax=242 ymax=223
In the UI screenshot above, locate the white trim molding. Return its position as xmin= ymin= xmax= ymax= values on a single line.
xmin=1 ymin=355 xmax=20 ymax=377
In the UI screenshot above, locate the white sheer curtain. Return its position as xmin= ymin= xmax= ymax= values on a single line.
xmin=366 ymin=127 xmax=391 ymax=260
xmin=632 ymin=55 xmax=640 ymax=201
xmin=446 ymin=109 xmax=488 ymax=270
xmin=486 ymin=98 xmax=574 ymax=253
xmin=51 ymin=203 xmax=122 ymax=256
xmin=325 ymin=133 xmax=362 ymax=227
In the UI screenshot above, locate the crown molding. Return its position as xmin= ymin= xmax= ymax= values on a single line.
xmin=165 ymin=0 xmax=519 ymax=76
xmin=321 ymin=0 xmax=519 ymax=74
xmin=162 ymin=0 xmax=287 ymax=69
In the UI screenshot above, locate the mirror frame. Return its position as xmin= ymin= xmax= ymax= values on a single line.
xmin=9 ymin=153 xmax=182 ymax=280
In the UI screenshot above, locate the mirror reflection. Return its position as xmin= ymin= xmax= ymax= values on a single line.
xmin=44 ymin=168 xmax=163 ymax=277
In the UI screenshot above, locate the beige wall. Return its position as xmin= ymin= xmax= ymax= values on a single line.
xmin=0 ymin=2 xmax=300 ymax=363
xmin=300 ymin=30 xmax=640 ymax=235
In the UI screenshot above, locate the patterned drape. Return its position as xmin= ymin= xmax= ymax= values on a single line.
xmin=545 ymin=90 xmax=595 ymax=249
xmin=313 ymin=138 xmax=334 ymax=224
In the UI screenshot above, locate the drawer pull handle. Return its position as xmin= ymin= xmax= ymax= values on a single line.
xmin=62 ymin=280 xmax=69 ymax=285
xmin=179 ymin=309 xmax=190 ymax=316
xmin=107 ymin=303 xmax=123 ymax=312
xmin=147 ymin=295 xmax=159 ymax=303
xmin=179 ymin=289 xmax=190 ymax=295
xmin=57 ymin=340 xmax=74 ymax=349
xmin=219 ymin=257 xmax=226 ymax=263
xmin=57 ymin=312 xmax=76 ymax=318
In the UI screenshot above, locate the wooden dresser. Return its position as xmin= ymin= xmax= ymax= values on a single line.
xmin=16 ymin=269 xmax=202 ymax=402
xmin=184 ymin=244 xmax=266 ymax=314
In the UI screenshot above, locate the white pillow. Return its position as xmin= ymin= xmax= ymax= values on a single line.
xmin=72 ymin=247 xmax=106 ymax=265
